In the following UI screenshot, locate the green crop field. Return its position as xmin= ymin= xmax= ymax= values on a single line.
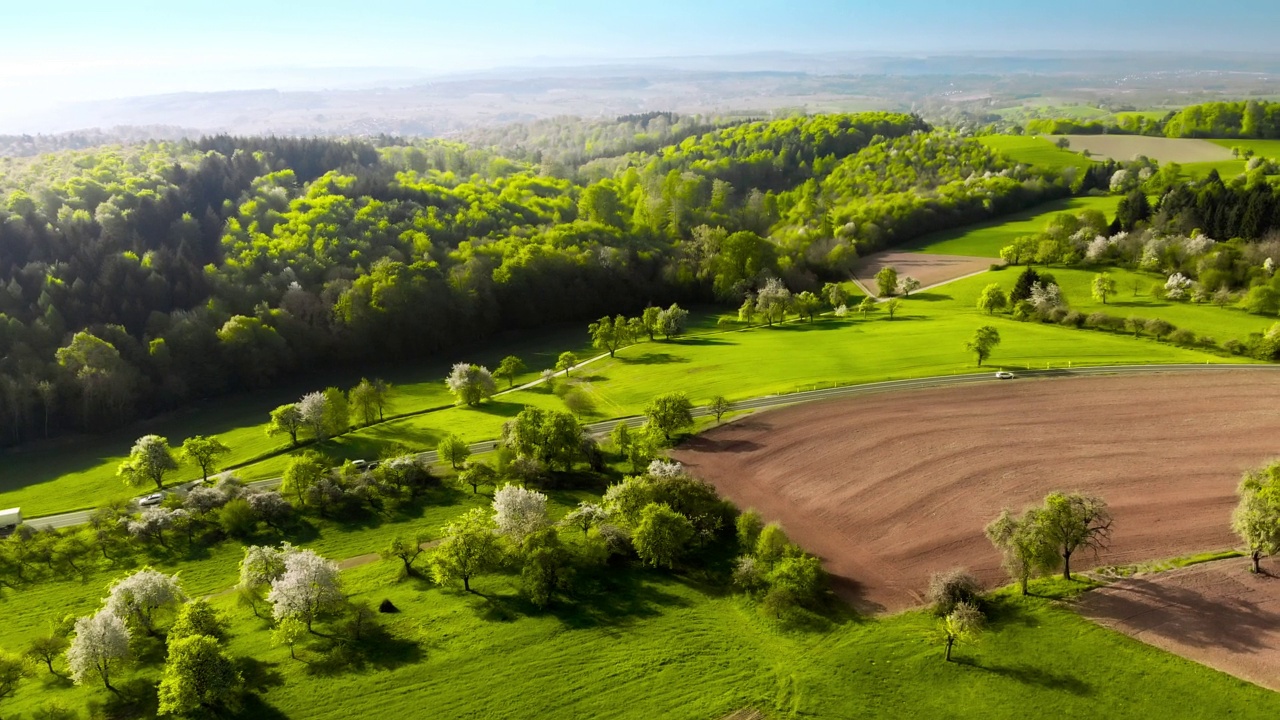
xmin=905 ymin=196 xmax=1122 ymax=258
xmin=1180 ymin=159 xmax=1248 ymax=179
xmin=979 ymin=135 xmax=1095 ymax=171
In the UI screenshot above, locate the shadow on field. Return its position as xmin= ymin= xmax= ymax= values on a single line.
xmin=620 ymin=352 xmax=690 ymax=365
xmin=679 ymin=434 xmax=763 ymax=455
xmin=1082 ymin=573 xmax=1280 ymax=654
xmin=905 ymin=292 xmax=952 ymax=302
xmin=672 ymin=336 xmax=733 ymax=346
xmin=954 ymin=657 xmax=1092 ymax=695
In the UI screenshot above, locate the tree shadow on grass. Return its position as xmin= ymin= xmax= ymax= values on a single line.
xmin=303 ymin=623 xmax=423 ymax=676
xmin=905 ymin=292 xmax=953 ymax=302
xmin=670 ymin=336 xmax=733 ymax=346
xmin=472 ymin=400 xmax=531 ymax=419
xmin=236 ymin=657 xmax=286 ymax=694
xmin=87 ymin=677 xmax=159 ymax=719
xmin=232 ymin=693 xmax=291 ymax=720
xmin=618 ymin=352 xmax=690 ymax=365
xmin=951 ymin=657 xmax=1092 ymax=695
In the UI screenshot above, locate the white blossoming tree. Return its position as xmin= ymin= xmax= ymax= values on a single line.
xmin=1165 ymin=272 xmax=1193 ymax=301
xmin=647 ymin=459 xmax=685 ymax=479
xmin=238 ymin=543 xmax=296 ymax=616
xmin=105 ymin=567 xmax=186 ymax=634
xmin=445 ymin=363 xmax=496 ymax=406
xmin=116 ymin=434 xmax=178 ymax=490
xmin=66 ymin=609 xmax=130 ymax=689
xmin=297 ymin=391 xmax=329 ymax=440
xmin=561 ymin=501 xmax=609 ymax=536
xmin=267 ymin=549 xmax=342 ymax=631
xmin=492 ymin=484 xmax=549 ymax=544
xmin=1028 ymin=282 xmax=1064 ymax=312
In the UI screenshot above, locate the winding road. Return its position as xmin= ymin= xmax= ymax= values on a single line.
xmin=23 ymin=362 xmax=1272 ymax=531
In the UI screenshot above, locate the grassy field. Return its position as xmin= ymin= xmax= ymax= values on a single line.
xmin=905 ymin=196 xmax=1122 ymax=258
xmin=978 ymin=135 xmax=1094 ymax=172
xmin=1207 ymin=139 xmax=1280 ymax=159
xmin=1180 ymin=159 xmax=1249 ymax=180
xmin=7 ymin=545 xmax=1277 ymax=719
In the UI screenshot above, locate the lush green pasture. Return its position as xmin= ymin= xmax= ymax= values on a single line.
xmin=1207 ymin=139 xmax=1280 ymax=158
xmin=905 ymin=195 xmax=1122 ymax=257
xmin=7 ymin=553 xmax=1276 ymax=720
xmin=978 ymin=135 xmax=1094 ymax=171
xmin=1025 ymin=266 xmax=1276 ymax=342
xmin=1180 ymin=159 xmax=1248 ymax=179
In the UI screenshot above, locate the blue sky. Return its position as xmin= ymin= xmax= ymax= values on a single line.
xmin=2 ymin=0 xmax=1278 ymax=111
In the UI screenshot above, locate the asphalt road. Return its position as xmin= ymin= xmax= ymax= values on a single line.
xmin=23 ymin=363 xmax=1274 ymax=530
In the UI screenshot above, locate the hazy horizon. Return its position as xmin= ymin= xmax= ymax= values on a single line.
xmin=4 ymin=0 xmax=1280 ymax=121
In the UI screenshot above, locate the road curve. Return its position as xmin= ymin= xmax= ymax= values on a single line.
xmin=24 ymin=363 xmax=1274 ymax=530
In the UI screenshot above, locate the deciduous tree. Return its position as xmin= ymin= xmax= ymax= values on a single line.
xmin=105 ymin=567 xmax=186 ymax=635
xmin=941 ymin=601 xmax=983 ymax=662
xmin=1232 ymin=462 xmax=1280 ymax=573
xmin=985 ymin=509 xmax=1056 ymax=595
xmin=117 ymin=435 xmax=178 ymax=490
xmin=1091 ymin=273 xmax=1116 ymax=305
xmin=494 ymin=355 xmax=525 ymax=388
xmin=875 ymin=266 xmax=899 ymax=297
xmin=965 ymin=325 xmax=1001 ymax=366
xmin=1031 ymin=492 xmax=1113 ymax=580
xmin=157 ymin=635 xmax=243 ymax=716
xmin=267 ymin=549 xmax=342 ymax=631
xmin=437 ymin=433 xmax=471 ymax=470
xmin=976 ymin=284 xmax=1008 ymax=315
xmin=493 ymin=484 xmax=550 ymax=545
xmin=267 ymin=404 xmax=304 ymax=446
xmin=181 ymin=435 xmax=230 ymax=483
xmin=429 ymin=508 xmax=500 ymax=593
xmin=645 ymin=392 xmax=694 ymax=441
xmin=632 ymin=503 xmax=693 ymax=569
xmin=710 ymin=395 xmax=731 ymax=422
xmin=66 ymin=609 xmax=129 ymax=690
xmin=445 ymin=363 xmax=496 ymax=406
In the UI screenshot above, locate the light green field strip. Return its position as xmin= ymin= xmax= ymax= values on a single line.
xmin=906 ymin=196 xmax=1122 ymax=258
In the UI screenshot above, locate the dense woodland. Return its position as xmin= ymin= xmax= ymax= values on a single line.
xmin=1023 ymin=100 xmax=1280 ymax=138
xmin=0 ymin=111 xmax=1228 ymax=447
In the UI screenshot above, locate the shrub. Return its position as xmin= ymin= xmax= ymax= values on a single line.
xmin=1011 ymin=301 xmax=1034 ymax=321
xmin=1225 ymin=339 xmax=1247 ymax=355
xmin=1085 ymin=311 xmax=1112 ymax=329
xmin=1042 ymin=306 xmax=1068 ymax=324
xmin=1169 ymin=329 xmax=1197 ymax=346
xmin=926 ymin=568 xmax=982 ymax=616
xmin=988 ymin=263 xmax=1004 ymax=272
xmin=1198 ymin=335 xmax=1218 ymax=349
xmin=1059 ymin=310 xmax=1085 ymax=328
xmin=218 ymin=498 xmax=257 ymax=538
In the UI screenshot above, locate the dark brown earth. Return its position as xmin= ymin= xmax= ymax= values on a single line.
xmin=672 ymin=371 xmax=1280 ymax=614
xmin=1079 ymin=556 xmax=1280 ymax=691
xmin=851 ymin=250 xmax=992 ymax=297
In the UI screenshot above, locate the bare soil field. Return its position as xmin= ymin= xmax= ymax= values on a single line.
xmin=1079 ymin=556 xmax=1280 ymax=691
xmin=1059 ymin=135 xmax=1234 ymax=163
xmin=672 ymin=371 xmax=1280 ymax=613
xmin=852 ymin=251 xmax=991 ymax=297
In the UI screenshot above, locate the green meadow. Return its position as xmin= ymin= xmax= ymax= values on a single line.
xmin=978 ymin=135 xmax=1095 ymax=172
xmin=905 ymin=195 xmax=1122 ymax=257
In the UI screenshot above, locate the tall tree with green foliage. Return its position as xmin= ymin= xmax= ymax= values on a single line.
xmin=181 ymin=436 xmax=230 ymax=483
xmin=875 ymin=266 xmax=899 ymax=297
xmin=494 ymin=356 xmax=526 ymax=388
xmin=267 ymin=404 xmax=304 ymax=446
xmin=437 ymin=433 xmax=471 ymax=470
xmin=1030 ymin=492 xmax=1113 ymax=580
xmin=965 ymin=326 xmax=1002 ymax=367
xmin=446 ymin=363 xmax=496 ymax=406
xmin=976 ymin=284 xmax=1008 ymax=315
xmin=986 ymin=509 xmax=1057 ymax=595
xmin=157 ymin=634 xmax=243 ymax=716
xmin=1232 ymin=462 xmax=1280 ymax=573
xmin=1091 ymin=273 xmax=1117 ymax=305
xmin=556 ymin=352 xmax=578 ymax=377
xmin=632 ymin=503 xmax=694 ymax=569
xmin=429 ymin=508 xmax=501 ymax=592
xmin=589 ymin=315 xmax=633 ymax=358
xmin=645 ymin=392 xmax=694 ymax=441
xmin=282 ymin=452 xmax=328 ymax=507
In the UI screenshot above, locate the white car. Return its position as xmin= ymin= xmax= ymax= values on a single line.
xmin=139 ymin=492 xmax=165 ymax=507
xmin=994 ymin=371 xmax=1015 ymax=380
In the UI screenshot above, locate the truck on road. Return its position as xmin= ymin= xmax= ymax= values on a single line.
xmin=0 ymin=507 xmax=21 ymax=536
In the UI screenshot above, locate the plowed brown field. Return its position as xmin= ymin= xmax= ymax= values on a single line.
xmin=1079 ymin=556 xmax=1280 ymax=691
xmin=672 ymin=371 xmax=1280 ymax=613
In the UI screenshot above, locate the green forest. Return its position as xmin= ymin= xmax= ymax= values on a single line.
xmin=0 ymin=113 xmax=1091 ymax=446
xmin=1023 ymin=100 xmax=1280 ymax=138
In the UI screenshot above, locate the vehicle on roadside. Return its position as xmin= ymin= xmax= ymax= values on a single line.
xmin=995 ymin=371 xmax=1015 ymax=379
xmin=139 ymin=493 xmax=165 ymax=507
xmin=0 ymin=507 xmax=21 ymax=536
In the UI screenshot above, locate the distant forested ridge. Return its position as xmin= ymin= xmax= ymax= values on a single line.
xmin=1023 ymin=100 xmax=1280 ymax=139
xmin=0 ymin=113 xmax=1082 ymax=445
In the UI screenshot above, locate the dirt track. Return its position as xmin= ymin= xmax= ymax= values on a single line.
xmin=851 ymin=251 xmax=990 ymax=297
xmin=1079 ymin=556 xmax=1280 ymax=691
xmin=672 ymin=371 xmax=1280 ymax=613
